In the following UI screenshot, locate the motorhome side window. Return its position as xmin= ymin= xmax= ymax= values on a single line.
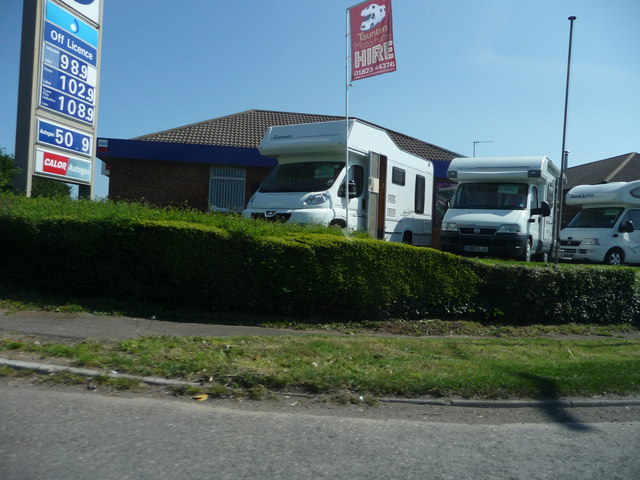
xmin=415 ymin=175 xmax=425 ymax=214
xmin=259 ymin=162 xmax=345 ymax=193
xmin=392 ymin=167 xmax=405 ymax=186
xmin=568 ymin=207 xmax=624 ymax=228
xmin=530 ymin=186 xmax=539 ymax=210
xmin=349 ymin=165 xmax=365 ymax=197
xmin=450 ymin=183 xmax=528 ymax=210
xmin=547 ymin=180 xmax=556 ymax=205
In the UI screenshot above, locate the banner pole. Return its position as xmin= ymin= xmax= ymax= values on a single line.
xmin=554 ymin=16 xmax=577 ymax=263
xmin=345 ymin=7 xmax=351 ymax=231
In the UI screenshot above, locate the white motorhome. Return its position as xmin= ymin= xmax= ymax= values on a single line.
xmin=441 ymin=156 xmax=559 ymax=261
xmin=243 ymin=120 xmax=434 ymax=246
xmin=560 ymin=180 xmax=640 ymax=265
xmin=360 ymin=4 xmax=386 ymax=31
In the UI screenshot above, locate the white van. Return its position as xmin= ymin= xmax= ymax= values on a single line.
xmin=243 ymin=120 xmax=434 ymax=246
xmin=560 ymin=180 xmax=640 ymax=265
xmin=441 ymin=156 xmax=559 ymax=261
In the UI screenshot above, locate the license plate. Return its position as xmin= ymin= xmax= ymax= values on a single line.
xmin=464 ymin=245 xmax=488 ymax=253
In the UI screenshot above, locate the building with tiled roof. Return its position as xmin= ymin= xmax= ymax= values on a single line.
xmin=132 ymin=109 xmax=460 ymax=167
xmin=562 ymin=153 xmax=640 ymax=223
xmin=97 ymin=109 xmax=461 ymax=217
xmin=566 ymin=152 xmax=640 ymax=189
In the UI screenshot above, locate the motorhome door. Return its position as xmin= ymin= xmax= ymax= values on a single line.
xmin=530 ymin=185 xmax=542 ymax=252
xmin=367 ymin=152 xmax=387 ymax=239
xmin=347 ymin=162 xmax=367 ymax=231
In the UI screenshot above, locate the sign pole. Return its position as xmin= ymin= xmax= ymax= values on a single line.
xmin=554 ymin=16 xmax=577 ymax=263
xmin=14 ymin=0 xmax=42 ymax=196
xmin=344 ymin=7 xmax=351 ymax=230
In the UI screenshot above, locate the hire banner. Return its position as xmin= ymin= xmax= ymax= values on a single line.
xmin=349 ymin=0 xmax=396 ymax=81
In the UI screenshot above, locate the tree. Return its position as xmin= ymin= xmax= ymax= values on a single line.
xmin=0 ymin=149 xmax=18 ymax=192
xmin=32 ymin=176 xmax=71 ymax=197
xmin=0 ymin=148 xmax=70 ymax=197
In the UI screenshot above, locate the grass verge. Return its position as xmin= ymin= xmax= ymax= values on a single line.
xmin=1 ymin=335 xmax=638 ymax=400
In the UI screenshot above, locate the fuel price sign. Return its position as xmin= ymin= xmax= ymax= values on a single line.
xmin=39 ymin=0 xmax=98 ymax=126
xmin=37 ymin=118 xmax=93 ymax=157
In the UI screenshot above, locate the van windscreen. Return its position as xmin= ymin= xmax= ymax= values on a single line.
xmin=259 ymin=162 xmax=345 ymax=193
xmin=450 ymin=183 xmax=528 ymax=210
xmin=567 ymin=207 xmax=624 ymax=228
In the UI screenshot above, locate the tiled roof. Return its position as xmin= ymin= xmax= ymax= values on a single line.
xmin=566 ymin=153 xmax=640 ymax=189
xmin=134 ymin=109 xmax=462 ymax=163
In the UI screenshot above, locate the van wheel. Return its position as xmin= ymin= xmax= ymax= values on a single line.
xmin=534 ymin=250 xmax=549 ymax=263
xmin=604 ymin=248 xmax=624 ymax=265
xmin=521 ymin=239 xmax=532 ymax=262
xmin=402 ymin=231 xmax=413 ymax=245
xmin=329 ymin=220 xmax=346 ymax=229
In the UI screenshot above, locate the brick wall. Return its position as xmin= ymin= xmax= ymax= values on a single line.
xmin=108 ymin=159 xmax=274 ymax=211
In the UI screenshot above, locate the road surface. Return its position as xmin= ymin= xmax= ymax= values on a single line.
xmin=1 ymin=379 xmax=638 ymax=480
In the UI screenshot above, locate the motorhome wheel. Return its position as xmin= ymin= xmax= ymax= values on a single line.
xmin=604 ymin=248 xmax=624 ymax=266
xmin=522 ymin=239 xmax=532 ymax=262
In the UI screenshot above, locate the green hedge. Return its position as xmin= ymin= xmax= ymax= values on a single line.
xmin=0 ymin=216 xmax=477 ymax=319
xmin=0 ymin=206 xmax=638 ymax=325
xmin=471 ymin=262 xmax=639 ymax=325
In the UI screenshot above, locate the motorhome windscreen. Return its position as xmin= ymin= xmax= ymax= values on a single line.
xmin=567 ymin=207 xmax=624 ymax=228
xmin=451 ymin=183 xmax=528 ymax=210
xmin=259 ymin=162 xmax=345 ymax=193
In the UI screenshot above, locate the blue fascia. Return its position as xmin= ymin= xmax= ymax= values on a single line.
xmin=96 ymin=138 xmax=278 ymax=168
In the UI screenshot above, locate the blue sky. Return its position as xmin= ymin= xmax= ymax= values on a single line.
xmin=1 ymin=0 xmax=639 ymax=198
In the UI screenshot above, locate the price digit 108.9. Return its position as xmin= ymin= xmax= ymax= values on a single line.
xmin=57 ymin=95 xmax=94 ymax=123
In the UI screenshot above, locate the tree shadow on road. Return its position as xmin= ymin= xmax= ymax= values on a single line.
xmin=517 ymin=372 xmax=596 ymax=432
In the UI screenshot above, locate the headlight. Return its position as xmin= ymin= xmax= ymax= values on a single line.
xmin=441 ymin=222 xmax=459 ymax=232
xmin=304 ymin=192 xmax=330 ymax=206
xmin=497 ymin=224 xmax=522 ymax=234
xmin=580 ymin=238 xmax=600 ymax=246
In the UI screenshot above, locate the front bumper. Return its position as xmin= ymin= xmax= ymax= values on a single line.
xmin=243 ymin=208 xmax=336 ymax=225
xmin=441 ymin=231 xmax=529 ymax=258
xmin=558 ymin=243 xmax=606 ymax=263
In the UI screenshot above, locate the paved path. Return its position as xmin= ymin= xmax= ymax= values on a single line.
xmin=0 ymin=308 xmax=311 ymax=340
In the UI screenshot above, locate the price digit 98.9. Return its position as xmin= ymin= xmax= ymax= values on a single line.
xmin=59 ymin=53 xmax=88 ymax=81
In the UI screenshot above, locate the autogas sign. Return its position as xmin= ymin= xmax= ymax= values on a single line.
xmin=39 ymin=0 xmax=98 ymax=125
xmin=35 ymin=147 xmax=92 ymax=184
xmin=37 ymin=118 xmax=93 ymax=157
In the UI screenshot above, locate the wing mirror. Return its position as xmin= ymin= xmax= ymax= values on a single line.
xmin=619 ymin=220 xmax=634 ymax=233
xmin=531 ymin=200 xmax=551 ymax=217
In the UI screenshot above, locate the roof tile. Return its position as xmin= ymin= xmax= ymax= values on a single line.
xmin=566 ymin=153 xmax=640 ymax=188
xmin=133 ymin=109 xmax=462 ymax=163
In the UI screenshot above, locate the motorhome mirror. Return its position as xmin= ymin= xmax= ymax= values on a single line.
xmin=619 ymin=220 xmax=635 ymax=233
xmin=531 ymin=200 xmax=551 ymax=217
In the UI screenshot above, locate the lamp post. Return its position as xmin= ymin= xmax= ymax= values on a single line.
xmin=554 ymin=16 xmax=577 ymax=263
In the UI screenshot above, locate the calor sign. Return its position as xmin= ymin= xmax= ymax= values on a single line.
xmin=35 ymin=148 xmax=92 ymax=184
